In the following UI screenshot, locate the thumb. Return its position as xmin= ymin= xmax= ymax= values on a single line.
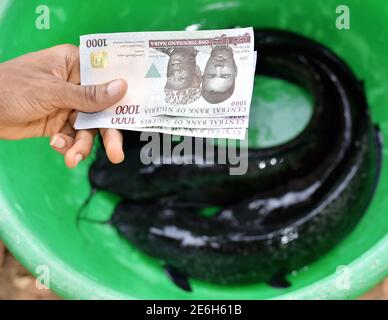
xmin=58 ymin=79 xmax=127 ymax=112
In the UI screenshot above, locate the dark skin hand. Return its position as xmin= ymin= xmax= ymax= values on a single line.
xmin=0 ymin=44 xmax=127 ymax=168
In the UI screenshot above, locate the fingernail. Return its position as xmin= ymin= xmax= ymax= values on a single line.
xmin=50 ymin=135 xmax=66 ymax=149
xmin=107 ymin=79 xmax=125 ymax=97
xmin=74 ymin=153 xmax=83 ymax=166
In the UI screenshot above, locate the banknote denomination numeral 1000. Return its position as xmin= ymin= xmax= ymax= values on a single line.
xmin=115 ymin=105 xmax=140 ymax=115
xmin=86 ymin=38 xmax=107 ymax=48
xmin=231 ymin=100 xmax=247 ymax=106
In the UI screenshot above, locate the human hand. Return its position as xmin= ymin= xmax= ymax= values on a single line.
xmin=0 ymin=44 xmax=127 ymax=168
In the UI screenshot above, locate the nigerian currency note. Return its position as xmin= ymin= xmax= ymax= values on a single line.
xmin=75 ymin=27 xmax=255 ymax=134
xmin=123 ymin=115 xmax=248 ymax=129
xmin=122 ymin=126 xmax=247 ymax=140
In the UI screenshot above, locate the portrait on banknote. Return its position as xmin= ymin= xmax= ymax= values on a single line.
xmin=202 ymin=45 xmax=238 ymax=104
xmin=157 ymin=47 xmax=202 ymax=106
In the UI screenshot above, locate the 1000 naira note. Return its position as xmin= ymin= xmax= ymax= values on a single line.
xmin=75 ymin=27 xmax=256 ymax=139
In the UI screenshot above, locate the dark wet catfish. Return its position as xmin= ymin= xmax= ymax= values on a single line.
xmin=88 ymin=30 xmax=381 ymax=285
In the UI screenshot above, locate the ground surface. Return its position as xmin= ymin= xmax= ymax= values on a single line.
xmin=0 ymin=241 xmax=386 ymax=300
xmin=0 ymin=241 xmax=58 ymax=299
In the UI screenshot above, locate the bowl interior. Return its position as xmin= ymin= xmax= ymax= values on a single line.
xmin=0 ymin=0 xmax=387 ymax=299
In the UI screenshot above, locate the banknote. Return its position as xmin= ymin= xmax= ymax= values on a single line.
xmin=74 ymin=27 xmax=256 ymax=137
xmin=124 ymin=126 xmax=247 ymax=140
xmin=77 ymin=114 xmax=249 ymax=129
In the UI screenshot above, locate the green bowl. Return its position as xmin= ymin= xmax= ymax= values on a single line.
xmin=0 ymin=0 xmax=387 ymax=299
